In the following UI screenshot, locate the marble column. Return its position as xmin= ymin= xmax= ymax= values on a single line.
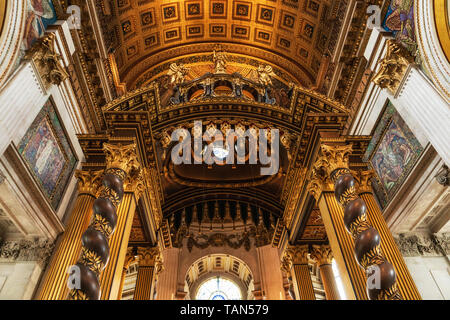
xmin=282 ymin=245 xmax=315 ymax=300
xmin=257 ymin=245 xmax=286 ymax=300
xmin=134 ymin=246 xmax=163 ymax=300
xmin=37 ymin=170 xmax=103 ymax=300
xmin=310 ymin=245 xmax=340 ymax=300
xmin=355 ymin=170 xmax=422 ymax=300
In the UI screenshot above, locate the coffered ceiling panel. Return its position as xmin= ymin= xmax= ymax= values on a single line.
xmin=98 ymin=0 xmax=337 ymax=88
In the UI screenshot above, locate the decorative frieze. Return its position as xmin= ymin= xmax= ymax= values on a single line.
xmin=186 ymin=232 xmax=251 ymax=252
xmin=0 ymin=239 xmax=55 ymax=268
xmin=394 ymin=232 xmax=449 ymax=257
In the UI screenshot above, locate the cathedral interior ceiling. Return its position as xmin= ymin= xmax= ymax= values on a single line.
xmin=96 ymin=0 xmax=338 ymax=89
xmin=71 ymin=0 xmax=374 ymax=248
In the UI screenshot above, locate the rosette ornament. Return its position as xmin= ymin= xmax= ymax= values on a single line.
xmin=314 ymin=144 xmax=402 ymax=300
xmin=68 ymin=143 xmax=141 ymax=300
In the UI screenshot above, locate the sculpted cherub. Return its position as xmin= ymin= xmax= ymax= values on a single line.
xmin=256 ymin=65 xmax=276 ymax=87
xmin=167 ymin=62 xmax=190 ymax=86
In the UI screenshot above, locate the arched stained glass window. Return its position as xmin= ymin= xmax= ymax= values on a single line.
xmin=195 ymin=276 xmax=242 ymax=300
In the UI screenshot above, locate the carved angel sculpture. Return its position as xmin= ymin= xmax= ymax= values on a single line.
xmin=167 ymin=63 xmax=189 ymax=85
xmin=256 ymin=65 xmax=276 ymax=87
xmin=213 ymin=49 xmax=228 ymax=74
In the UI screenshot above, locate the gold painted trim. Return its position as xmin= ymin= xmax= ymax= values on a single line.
xmin=434 ymin=0 xmax=450 ymax=62
xmin=0 ymin=1 xmax=6 ymax=37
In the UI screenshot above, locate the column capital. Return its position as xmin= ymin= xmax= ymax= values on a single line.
xmin=103 ymin=143 xmax=141 ymax=177
xmin=319 ymin=144 xmax=353 ymax=176
xmin=137 ymin=246 xmax=162 ymax=267
xmin=124 ymin=168 xmax=146 ymax=200
xmin=352 ymin=169 xmax=376 ymax=195
xmin=307 ymin=143 xmax=353 ymax=201
xmin=75 ymin=170 xmax=104 ymax=196
xmin=307 ymin=171 xmax=334 ymax=201
xmin=372 ymin=40 xmax=414 ymax=95
xmin=124 ymin=247 xmax=137 ymax=270
xmin=284 ymin=245 xmax=310 ymax=265
xmin=310 ymin=244 xmax=334 ymax=266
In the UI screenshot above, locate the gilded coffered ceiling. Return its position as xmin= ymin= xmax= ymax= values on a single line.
xmin=96 ymin=0 xmax=337 ymax=89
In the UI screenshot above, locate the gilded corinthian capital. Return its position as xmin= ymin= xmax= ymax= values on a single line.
xmin=352 ymin=169 xmax=376 ymax=194
xmin=285 ymin=245 xmax=310 ymax=265
xmin=310 ymin=245 xmax=333 ymax=266
xmin=320 ymin=144 xmax=352 ymax=175
xmin=372 ymin=40 xmax=414 ymax=95
xmin=103 ymin=143 xmax=141 ymax=175
xmin=75 ymin=170 xmax=104 ymax=196
xmin=123 ymin=168 xmax=146 ymax=200
xmin=137 ymin=246 xmax=162 ymax=267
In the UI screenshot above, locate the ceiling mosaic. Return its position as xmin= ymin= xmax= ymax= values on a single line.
xmin=98 ymin=0 xmax=337 ymax=88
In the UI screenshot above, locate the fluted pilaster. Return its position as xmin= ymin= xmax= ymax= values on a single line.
xmin=310 ymin=245 xmax=340 ymax=300
xmin=134 ymin=246 xmax=163 ymax=300
xmin=354 ymin=169 xmax=421 ymax=300
xmin=37 ymin=170 xmax=103 ymax=300
xmin=282 ymin=245 xmax=315 ymax=300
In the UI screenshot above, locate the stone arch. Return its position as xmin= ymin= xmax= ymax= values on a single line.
xmin=0 ymin=0 xmax=26 ymax=88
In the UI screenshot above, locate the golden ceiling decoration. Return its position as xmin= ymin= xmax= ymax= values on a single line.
xmin=99 ymin=0 xmax=336 ymax=88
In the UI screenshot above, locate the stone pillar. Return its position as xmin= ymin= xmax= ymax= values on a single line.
xmin=68 ymin=143 xmax=142 ymax=300
xmin=156 ymin=248 xmax=180 ymax=300
xmin=310 ymin=245 xmax=340 ymax=300
xmin=310 ymin=143 xmax=402 ymax=300
xmin=37 ymin=170 xmax=103 ymax=300
xmin=282 ymin=245 xmax=315 ymax=300
xmin=257 ymin=244 xmax=286 ymax=300
xmin=134 ymin=246 xmax=163 ymax=300
xmin=117 ymin=247 xmax=136 ymax=300
xmin=355 ymin=170 xmax=421 ymax=300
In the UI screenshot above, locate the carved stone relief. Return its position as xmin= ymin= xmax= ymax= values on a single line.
xmin=0 ymin=239 xmax=55 ymax=268
xmin=394 ymin=232 xmax=449 ymax=257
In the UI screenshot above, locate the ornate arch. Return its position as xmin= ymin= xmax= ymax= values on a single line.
xmin=415 ymin=0 xmax=450 ymax=101
xmin=0 ymin=0 xmax=26 ymax=88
